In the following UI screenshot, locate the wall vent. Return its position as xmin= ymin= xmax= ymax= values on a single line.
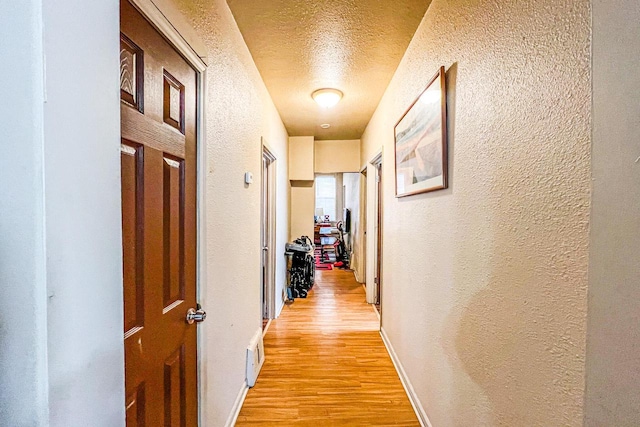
xmin=246 ymin=328 xmax=265 ymax=387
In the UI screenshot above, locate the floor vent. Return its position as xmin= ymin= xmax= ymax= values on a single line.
xmin=246 ymin=328 xmax=265 ymax=387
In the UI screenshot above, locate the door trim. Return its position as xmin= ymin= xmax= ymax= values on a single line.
xmin=128 ymin=0 xmax=206 ymax=72
xmin=365 ymin=150 xmax=382 ymax=309
xmin=122 ymin=1 xmax=207 ymax=424
xmin=374 ymin=159 xmax=383 ymax=326
xmin=370 ymin=152 xmax=383 ymax=167
xmin=356 ymin=166 xmax=367 ymax=284
xmin=262 ymin=140 xmax=277 ymax=319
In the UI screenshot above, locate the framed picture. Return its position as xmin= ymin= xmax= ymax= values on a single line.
xmin=394 ymin=66 xmax=447 ymax=197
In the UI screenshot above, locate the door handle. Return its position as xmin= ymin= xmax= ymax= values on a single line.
xmin=262 ymin=246 xmax=268 ymax=251
xmin=186 ymin=307 xmax=207 ymax=324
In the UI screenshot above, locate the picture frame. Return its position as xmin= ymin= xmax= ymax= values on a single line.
xmin=394 ymin=66 xmax=448 ymax=197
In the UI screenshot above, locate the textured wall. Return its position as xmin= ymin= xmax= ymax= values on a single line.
xmin=290 ymin=182 xmax=315 ymax=240
xmin=586 ymin=0 xmax=640 ymax=425
xmin=361 ymin=0 xmax=591 ymax=425
xmin=289 ymin=136 xmax=315 ymax=180
xmin=315 ymin=140 xmax=361 ymax=173
xmin=171 ymin=0 xmax=290 ymax=424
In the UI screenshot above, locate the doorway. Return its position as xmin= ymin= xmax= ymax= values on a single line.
xmin=372 ymin=156 xmax=383 ymax=319
xmin=261 ymin=143 xmax=277 ymax=329
xmin=120 ymin=1 xmax=205 ymax=425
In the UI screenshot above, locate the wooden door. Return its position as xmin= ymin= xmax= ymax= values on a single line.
xmin=120 ymin=1 xmax=199 ymax=425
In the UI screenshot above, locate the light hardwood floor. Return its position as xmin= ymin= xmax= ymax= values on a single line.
xmin=236 ymin=269 xmax=419 ymax=426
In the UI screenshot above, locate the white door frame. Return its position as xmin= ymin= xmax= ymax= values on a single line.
xmin=365 ymin=151 xmax=383 ymax=309
xmin=358 ymin=164 xmax=367 ymax=284
xmin=124 ymin=0 xmax=208 ymax=424
xmin=261 ymin=141 xmax=278 ymax=319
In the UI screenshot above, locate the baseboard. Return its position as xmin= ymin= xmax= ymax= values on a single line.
xmin=224 ymin=380 xmax=249 ymax=427
xmin=276 ymin=298 xmax=284 ymax=318
xmin=262 ymin=319 xmax=272 ymax=337
xmin=380 ymin=328 xmax=433 ymax=427
xmin=371 ymin=303 xmax=380 ymax=321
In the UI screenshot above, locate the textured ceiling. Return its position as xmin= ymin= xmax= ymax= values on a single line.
xmin=227 ymin=0 xmax=432 ymax=140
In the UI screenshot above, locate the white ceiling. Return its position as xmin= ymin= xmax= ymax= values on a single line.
xmin=227 ymin=0 xmax=432 ymax=140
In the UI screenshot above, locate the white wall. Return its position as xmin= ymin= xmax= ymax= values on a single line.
xmin=585 ymin=1 xmax=640 ymax=424
xmin=289 ymin=136 xmax=315 ymax=180
xmin=289 ymin=136 xmax=315 ymax=240
xmin=290 ymin=182 xmax=315 ymax=240
xmin=1 ymin=1 xmax=125 ymax=425
xmin=343 ymin=173 xmax=363 ymax=280
xmin=361 ymin=0 xmax=591 ymax=425
xmin=314 ymin=139 xmax=361 ymax=173
xmin=0 ymin=1 xmax=50 ymax=424
xmin=171 ymin=0 xmax=290 ymax=424
xmin=43 ymin=0 xmax=125 ymax=425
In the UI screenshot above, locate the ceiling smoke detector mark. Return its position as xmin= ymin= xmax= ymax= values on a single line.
xmin=320 ymin=123 xmax=331 ymax=129
xmin=312 ymin=88 xmax=343 ymax=108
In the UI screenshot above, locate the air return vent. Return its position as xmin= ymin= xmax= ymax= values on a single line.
xmin=246 ymin=328 xmax=265 ymax=387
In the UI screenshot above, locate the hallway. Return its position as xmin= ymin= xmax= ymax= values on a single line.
xmin=5 ymin=0 xmax=640 ymax=425
xmin=236 ymin=269 xmax=419 ymax=425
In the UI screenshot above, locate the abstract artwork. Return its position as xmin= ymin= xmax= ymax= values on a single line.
xmin=394 ymin=66 xmax=448 ymax=197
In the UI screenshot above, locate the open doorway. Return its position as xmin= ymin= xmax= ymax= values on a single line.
xmin=314 ymin=173 xmax=360 ymax=271
xmin=314 ymin=174 xmax=341 ymax=268
xmin=261 ymin=143 xmax=277 ymax=330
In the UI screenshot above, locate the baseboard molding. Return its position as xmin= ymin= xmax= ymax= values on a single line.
xmin=380 ymin=328 xmax=433 ymax=427
xmin=371 ymin=303 xmax=380 ymax=321
xmin=276 ymin=298 xmax=284 ymax=318
xmin=354 ymin=269 xmax=364 ymax=283
xmin=224 ymin=380 xmax=249 ymax=427
xmin=262 ymin=319 xmax=272 ymax=337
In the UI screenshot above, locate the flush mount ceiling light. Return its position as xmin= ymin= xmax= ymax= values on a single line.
xmin=312 ymin=88 xmax=343 ymax=108
xmin=320 ymin=123 xmax=331 ymax=129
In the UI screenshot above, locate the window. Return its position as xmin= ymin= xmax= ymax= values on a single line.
xmin=315 ymin=175 xmax=336 ymax=220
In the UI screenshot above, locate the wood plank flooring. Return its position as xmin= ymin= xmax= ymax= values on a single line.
xmin=236 ymin=269 xmax=419 ymax=426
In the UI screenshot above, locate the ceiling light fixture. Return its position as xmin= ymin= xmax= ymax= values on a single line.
xmin=312 ymin=88 xmax=343 ymax=108
xmin=320 ymin=123 xmax=331 ymax=129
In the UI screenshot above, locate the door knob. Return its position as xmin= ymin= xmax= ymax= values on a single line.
xmin=186 ymin=307 xmax=206 ymax=324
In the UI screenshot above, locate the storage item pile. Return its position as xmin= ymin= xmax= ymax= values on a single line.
xmin=284 ymin=236 xmax=315 ymax=299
